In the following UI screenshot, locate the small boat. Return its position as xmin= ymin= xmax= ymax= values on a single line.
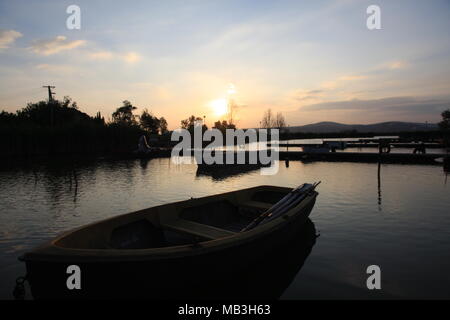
xmin=196 ymin=162 xmax=270 ymax=180
xmin=302 ymin=143 xmax=331 ymax=153
xmin=19 ymin=184 xmax=319 ymax=299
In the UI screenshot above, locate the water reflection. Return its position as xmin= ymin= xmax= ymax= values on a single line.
xmin=196 ymin=164 xmax=265 ymax=181
xmin=378 ymin=162 xmax=382 ymax=210
xmin=1 ymin=157 xmax=450 ymax=299
xmin=444 ymin=157 xmax=450 ymax=185
xmin=139 ymin=158 xmax=150 ymax=171
xmin=34 ymin=160 xmax=95 ymax=207
xmin=205 ymin=218 xmax=317 ymax=299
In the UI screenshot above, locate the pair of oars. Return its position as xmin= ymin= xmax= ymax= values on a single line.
xmin=240 ymin=181 xmax=321 ymax=232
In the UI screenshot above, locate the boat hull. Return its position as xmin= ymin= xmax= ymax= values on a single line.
xmin=24 ymin=190 xmax=318 ymax=299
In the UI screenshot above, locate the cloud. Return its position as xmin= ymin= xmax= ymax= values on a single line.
xmin=293 ymin=89 xmax=325 ymax=102
xmin=306 ymin=90 xmax=323 ymax=95
xmin=35 ymin=64 xmax=51 ymax=69
xmin=30 ymin=36 xmax=86 ymax=55
xmin=300 ymin=96 xmax=450 ymax=114
xmin=89 ymin=51 xmax=114 ymax=60
xmin=373 ymin=60 xmax=409 ymax=71
xmin=321 ymin=80 xmax=338 ymax=89
xmin=386 ymin=60 xmax=408 ymax=70
xmin=88 ymin=50 xmax=141 ymax=64
xmin=132 ymin=82 xmax=172 ymax=100
xmin=35 ymin=63 xmax=76 ymax=73
xmin=320 ymin=74 xmax=368 ymax=89
xmin=338 ymin=75 xmax=367 ymax=81
xmin=0 ymin=29 xmax=22 ymax=49
xmin=122 ymin=52 xmax=140 ymax=64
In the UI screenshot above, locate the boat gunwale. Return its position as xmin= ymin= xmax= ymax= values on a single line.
xmin=22 ymin=186 xmax=318 ymax=263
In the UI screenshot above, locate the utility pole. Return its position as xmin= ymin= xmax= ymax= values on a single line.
xmin=43 ymin=85 xmax=56 ymax=126
xmin=43 ymin=85 xmax=56 ymax=101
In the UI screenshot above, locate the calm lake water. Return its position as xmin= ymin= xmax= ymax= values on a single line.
xmin=1 ymin=156 xmax=449 ymax=299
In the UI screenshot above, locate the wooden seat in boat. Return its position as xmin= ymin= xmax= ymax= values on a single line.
xmin=240 ymin=200 xmax=272 ymax=211
xmin=161 ymin=219 xmax=236 ymax=240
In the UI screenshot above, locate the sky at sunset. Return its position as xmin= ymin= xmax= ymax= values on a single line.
xmin=1 ymin=0 xmax=450 ymax=129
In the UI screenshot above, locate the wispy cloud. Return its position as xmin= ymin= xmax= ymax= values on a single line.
xmin=319 ymin=73 xmax=368 ymax=90
xmin=338 ymin=75 xmax=367 ymax=81
xmin=292 ymin=89 xmax=325 ymax=102
xmin=122 ymin=52 xmax=140 ymax=64
xmin=35 ymin=63 xmax=77 ymax=73
xmin=386 ymin=60 xmax=408 ymax=70
xmin=373 ymin=60 xmax=409 ymax=72
xmin=300 ymin=96 xmax=450 ymax=114
xmin=88 ymin=51 xmax=114 ymax=60
xmin=0 ymin=1 xmax=448 ymax=127
xmin=30 ymin=36 xmax=86 ymax=55
xmin=88 ymin=50 xmax=141 ymax=64
xmin=0 ymin=29 xmax=22 ymax=50
xmin=29 ymin=36 xmax=140 ymax=65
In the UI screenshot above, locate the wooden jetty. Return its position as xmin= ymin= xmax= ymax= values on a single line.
xmin=279 ymin=151 xmax=447 ymax=164
xmin=269 ymin=143 xmax=445 ymax=149
xmin=115 ymin=148 xmax=448 ymax=165
xmin=337 ymin=143 xmax=442 ymax=149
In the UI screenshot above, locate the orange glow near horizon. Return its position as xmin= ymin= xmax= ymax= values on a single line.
xmin=209 ymin=98 xmax=228 ymax=117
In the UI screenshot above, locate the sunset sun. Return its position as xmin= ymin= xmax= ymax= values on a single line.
xmin=210 ymin=98 xmax=228 ymax=117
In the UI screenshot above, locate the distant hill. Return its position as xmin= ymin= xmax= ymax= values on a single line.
xmin=287 ymin=121 xmax=438 ymax=134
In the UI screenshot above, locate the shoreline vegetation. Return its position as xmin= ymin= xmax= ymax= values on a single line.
xmin=1 ymin=97 xmax=449 ymax=159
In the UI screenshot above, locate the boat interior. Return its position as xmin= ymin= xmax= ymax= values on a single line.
xmin=53 ymin=186 xmax=307 ymax=250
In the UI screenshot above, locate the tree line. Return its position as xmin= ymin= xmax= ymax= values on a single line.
xmin=439 ymin=109 xmax=450 ymax=148
xmin=2 ymin=93 xmax=445 ymax=158
xmin=0 ymin=96 xmax=288 ymax=157
xmin=0 ymin=97 xmax=171 ymax=157
xmin=0 ymin=97 xmax=169 ymax=134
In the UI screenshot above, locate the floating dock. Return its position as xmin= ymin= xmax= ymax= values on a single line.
xmin=120 ymin=149 xmax=448 ymax=165
xmin=279 ymin=151 xmax=447 ymax=164
xmin=269 ymin=143 xmax=445 ymax=149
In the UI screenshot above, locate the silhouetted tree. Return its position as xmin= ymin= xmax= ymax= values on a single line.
xmin=93 ymin=111 xmax=105 ymax=125
xmin=213 ymin=120 xmax=236 ymax=134
xmin=439 ymin=109 xmax=450 ymax=131
xmin=227 ymin=98 xmax=238 ymax=126
xmin=140 ymin=109 xmax=160 ymax=134
xmin=275 ymin=112 xmax=286 ymax=128
xmin=180 ymin=115 xmax=208 ymax=137
xmin=15 ymin=96 xmax=95 ymax=127
xmin=181 ymin=115 xmax=203 ymax=130
xmin=261 ymin=109 xmax=286 ymax=129
xmin=439 ymin=109 xmax=450 ymax=148
xmin=0 ymin=111 xmax=18 ymax=127
xmin=159 ymin=117 xmax=168 ymax=134
xmin=139 ymin=109 xmax=169 ymax=134
xmin=261 ymin=109 xmax=277 ymax=128
xmin=112 ymin=100 xmax=137 ymax=126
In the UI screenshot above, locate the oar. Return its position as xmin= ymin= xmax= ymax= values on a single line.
xmin=266 ymin=184 xmax=313 ymax=218
xmin=266 ymin=183 xmax=305 ymax=209
xmin=240 ymin=183 xmax=315 ymax=232
xmin=262 ymin=183 xmax=317 ymax=223
xmin=240 ymin=185 xmax=303 ymax=232
xmin=269 ymin=181 xmax=321 ymax=218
